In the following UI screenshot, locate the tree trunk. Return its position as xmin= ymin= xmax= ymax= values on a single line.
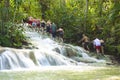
xmin=98 ymin=0 xmax=103 ymax=17
xmin=4 ymin=0 xmax=10 ymax=7
xmin=4 ymin=0 xmax=9 ymax=22
xmin=0 ymin=0 xmax=9 ymax=34
xmin=84 ymin=0 xmax=89 ymax=32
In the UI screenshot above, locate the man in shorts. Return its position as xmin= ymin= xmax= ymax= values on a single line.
xmin=93 ymin=38 xmax=101 ymax=54
xmin=79 ymin=34 xmax=90 ymax=51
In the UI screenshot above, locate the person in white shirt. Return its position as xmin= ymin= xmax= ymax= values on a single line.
xmin=93 ymin=38 xmax=101 ymax=54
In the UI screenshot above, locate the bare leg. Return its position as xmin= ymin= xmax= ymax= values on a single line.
xmin=101 ymin=46 xmax=104 ymax=55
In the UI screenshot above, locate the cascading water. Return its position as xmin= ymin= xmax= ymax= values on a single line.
xmin=0 ymin=24 xmax=106 ymax=70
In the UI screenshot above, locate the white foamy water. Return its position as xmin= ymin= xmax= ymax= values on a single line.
xmin=0 ymin=25 xmax=106 ymax=70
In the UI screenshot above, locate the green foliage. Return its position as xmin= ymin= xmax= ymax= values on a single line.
xmin=0 ymin=22 xmax=26 ymax=48
xmin=0 ymin=0 xmax=120 ymax=57
xmin=44 ymin=0 xmax=87 ymax=43
xmin=0 ymin=34 xmax=12 ymax=47
xmin=8 ymin=23 xmax=26 ymax=47
xmin=43 ymin=0 xmax=120 ymax=57
xmin=0 ymin=0 xmax=27 ymax=48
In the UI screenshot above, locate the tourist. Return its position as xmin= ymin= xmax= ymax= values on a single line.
xmin=36 ymin=19 xmax=41 ymax=32
xmin=46 ymin=20 xmax=52 ymax=36
xmin=100 ymin=38 xmax=105 ymax=55
xmin=32 ymin=19 xmax=37 ymax=31
xmin=51 ymin=22 xmax=57 ymax=40
xmin=93 ymin=37 xmax=101 ymax=54
xmin=79 ymin=34 xmax=90 ymax=51
xmin=57 ymin=27 xmax=64 ymax=43
xmin=41 ymin=19 xmax=46 ymax=33
xmin=27 ymin=17 xmax=33 ymax=29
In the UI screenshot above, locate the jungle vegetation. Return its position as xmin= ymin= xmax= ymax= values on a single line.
xmin=0 ymin=0 xmax=120 ymax=60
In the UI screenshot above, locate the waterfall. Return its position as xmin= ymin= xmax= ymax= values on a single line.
xmin=0 ymin=24 xmax=106 ymax=70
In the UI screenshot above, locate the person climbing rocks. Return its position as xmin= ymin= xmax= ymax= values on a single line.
xmin=41 ymin=19 xmax=46 ymax=34
xmin=93 ymin=37 xmax=101 ymax=54
xmin=79 ymin=34 xmax=90 ymax=51
xmin=51 ymin=22 xmax=57 ymax=40
xmin=57 ymin=27 xmax=64 ymax=43
xmin=46 ymin=20 xmax=52 ymax=36
xmin=100 ymin=38 xmax=105 ymax=55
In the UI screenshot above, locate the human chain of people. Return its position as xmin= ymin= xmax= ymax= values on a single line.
xmin=22 ymin=17 xmax=64 ymax=43
xmin=23 ymin=17 xmax=105 ymax=55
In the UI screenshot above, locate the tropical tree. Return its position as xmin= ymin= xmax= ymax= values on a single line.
xmin=1 ymin=0 xmax=120 ymax=58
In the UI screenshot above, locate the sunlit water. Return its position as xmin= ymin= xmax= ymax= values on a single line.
xmin=0 ymin=24 xmax=107 ymax=70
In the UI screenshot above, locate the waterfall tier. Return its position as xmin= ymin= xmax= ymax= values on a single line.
xmin=0 ymin=25 xmax=107 ymax=70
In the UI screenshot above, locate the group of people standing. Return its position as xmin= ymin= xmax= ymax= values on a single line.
xmin=79 ymin=34 xmax=105 ymax=55
xmin=23 ymin=17 xmax=64 ymax=43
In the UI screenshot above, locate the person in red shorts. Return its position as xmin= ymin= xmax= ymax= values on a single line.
xmin=93 ymin=38 xmax=101 ymax=54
